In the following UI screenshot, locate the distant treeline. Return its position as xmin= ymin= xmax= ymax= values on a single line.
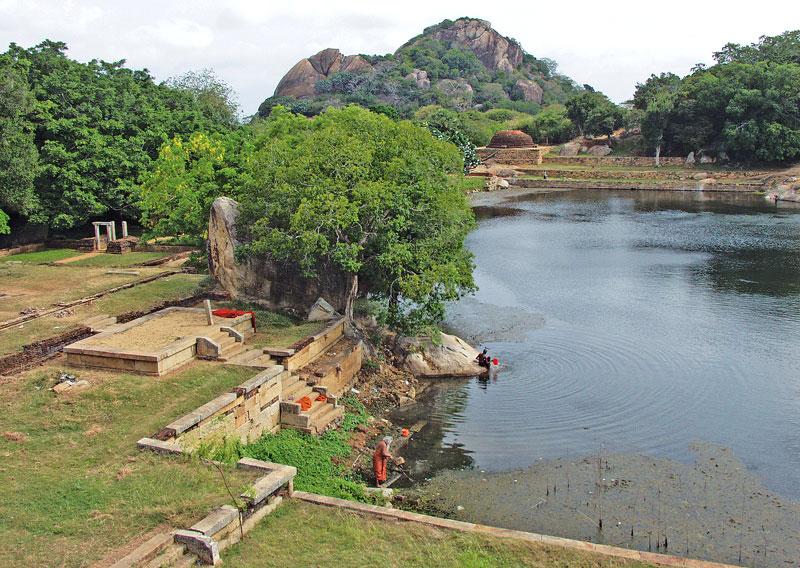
xmin=632 ymin=30 xmax=800 ymax=163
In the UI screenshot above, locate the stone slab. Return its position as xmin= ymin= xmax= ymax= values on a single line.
xmin=232 ymin=366 xmax=284 ymax=396
xmin=137 ymin=437 xmax=184 ymax=455
xmin=174 ymin=530 xmax=220 ymax=566
xmin=163 ymin=393 xmax=237 ymax=436
xmin=190 ymin=505 xmax=239 ymax=537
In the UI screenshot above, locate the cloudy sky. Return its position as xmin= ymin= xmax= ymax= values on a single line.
xmin=1 ymin=0 xmax=797 ymax=115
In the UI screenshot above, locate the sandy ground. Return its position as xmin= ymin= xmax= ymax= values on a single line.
xmin=84 ymin=310 xmax=217 ymax=350
xmin=406 ymin=443 xmax=800 ymax=567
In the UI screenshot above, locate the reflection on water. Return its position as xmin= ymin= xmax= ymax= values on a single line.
xmin=393 ymin=190 xmax=800 ymax=500
xmin=392 ymin=190 xmax=800 ymax=564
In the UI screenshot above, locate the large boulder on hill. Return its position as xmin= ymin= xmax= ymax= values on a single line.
xmin=514 ymin=79 xmax=543 ymax=104
xmin=422 ymin=18 xmax=524 ymax=74
xmin=207 ymin=197 xmax=352 ymax=313
xmin=588 ymin=145 xmax=612 ymax=157
xmin=394 ymin=333 xmax=484 ymax=378
xmin=560 ymin=142 xmax=581 ymax=157
xmin=405 ymin=69 xmax=430 ymax=89
xmin=274 ymin=48 xmax=372 ymax=98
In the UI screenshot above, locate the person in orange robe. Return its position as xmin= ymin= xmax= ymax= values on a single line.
xmin=372 ymin=436 xmax=393 ymax=486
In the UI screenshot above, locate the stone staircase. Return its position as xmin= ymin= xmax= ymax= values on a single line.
xmin=279 ymin=374 xmax=344 ymax=435
xmin=220 ymin=346 xmax=276 ymax=368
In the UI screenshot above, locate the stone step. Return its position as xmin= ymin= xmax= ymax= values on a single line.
xmin=217 ymin=334 xmax=237 ymax=350
xmin=224 ymin=347 xmax=264 ymax=365
xmin=108 ymin=530 xmax=174 ymax=568
xmin=245 ymin=354 xmax=276 ymax=369
xmin=141 ymin=543 xmax=189 ymax=568
xmin=281 ymin=378 xmax=313 ymax=402
xmin=217 ymin=342 xmax=245 ymax=361
xmin=308 ymin=403 xmax=343 ymax=434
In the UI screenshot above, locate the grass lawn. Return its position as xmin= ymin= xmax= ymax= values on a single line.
xmin=0 ymin=248 xmax=79 ymax=264
xmin=219 ymin=300 xmax=327 ymax=349
xmin=222 ymin=500 xmax=654 ymax=568
xmin=67 ymin=251 xmax=170 ymax=267
xmin=0 ymin=361 xmax=259 ymax=567
xmin=453 ymin=175 xmax=487 ymax=192
xmin=0 ymin=271 xmax=204 ymax=355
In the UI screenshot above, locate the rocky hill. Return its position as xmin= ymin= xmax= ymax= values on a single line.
xmin=259 ymin=18 xmax=580 ymax=119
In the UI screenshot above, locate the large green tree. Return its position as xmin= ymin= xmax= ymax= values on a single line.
xmin=2 ymin=40 xmax=233 ymax=233
xmin=0 ymin=55 xmax=39 ymax=234
xmin=565 ymin=91 xmax=623 ymax=137
xmin=238 ymin=106 xmax=476 ymax=330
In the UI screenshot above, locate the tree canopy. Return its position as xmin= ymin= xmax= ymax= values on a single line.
xmin=0 ymin=40 xmax=236 ymax=237
xmin=236 ymin=106 xmax=476 ymax=331
xmin=631 ymin=31 xmax=800 ymax=163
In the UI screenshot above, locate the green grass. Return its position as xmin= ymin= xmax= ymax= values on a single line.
xmin=198 ymin=397 xmax=372 ymax=502
xmin=220 ymin=300 xmax=327 ymax=349
xmin=452 ymin=175 xmax=487 ymax=192
xmin=222 ymin=500 xmax=654 ymax=568
xmin=93 ymin=273 xmax=204 ymax=314
xmin=0 ymin=362 xmax=258 ymax=567
xmin=67 ymin=251 xmax=170 ymax=267
xmin=0 ymin=248 xmax=78 ymax=263
xmin=0 ymin=273 xmax=205 ymax=356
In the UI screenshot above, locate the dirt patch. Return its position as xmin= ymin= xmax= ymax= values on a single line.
xmin=83 ymin=310 xmax=215 ymax=350
xmin=2 ymin=431 xmax=27 ymax=442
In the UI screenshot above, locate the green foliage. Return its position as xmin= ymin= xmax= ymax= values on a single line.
xmin=713 ymin=30 xmax=800 ymax=64
xmin=0 ymin=54 xmax=39 ymax=233
xmin=1 ymin=40 xmax=235 ymax=233
xmin=166 ymin=68 xmax=240 ymax=127
xmin=238 ymin=105 xmax=476 ymax=331
xmin=243 ymin=428 xmax=370 ymax=501
xmin=523 ymin=104 xmax=575 ymax=144
xmin=632 ymin=72 xmax=681 ymax=110
xmin=424 ymin=109 xmax=480 ymax=172
xmin=138 ymin=129 xmax=253 ymax=239
xmin=339 ymin=395 xmax=369 ymax=432
xmin=566 ymin=91 xmax=624 ymax=137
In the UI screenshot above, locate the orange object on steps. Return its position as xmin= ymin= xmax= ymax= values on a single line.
xmin=315 ymin=393 xmax=327 ymax=403
xmin=297 ymin=396 xmax=312 ymax=411
xmin=401 ymin=428 xmax=410 ymax=437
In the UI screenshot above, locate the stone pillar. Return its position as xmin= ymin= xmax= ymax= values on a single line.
xmin=110 ymin=222 xmax=117 ymax=242
xmin=121 ymin=221 xmax=128 ymax=238
xmin=93 ymin=223 xmax=101 ymax=250
xmin=204 ymin=300 xmax=214 ymax=326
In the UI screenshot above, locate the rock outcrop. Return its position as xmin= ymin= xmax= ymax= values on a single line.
xmin=207 ymin=197 xmax=352 ymax=313
xmin=405 ymin=69 xmax=430 ymax=89
xmin=274 ymin=48 xmax=372 ymax=98
xmin=514 ymin=79 xmax=543 ymax=104
xmin=393 ymin=333 xmax=484 ymax=378
xmin=588 ymin=145 xmax=612 ymax=157
xmin=421 ymin=18 xmax=524 ymax=74
xmin=560 ymin=142 xmax=581 ymax=157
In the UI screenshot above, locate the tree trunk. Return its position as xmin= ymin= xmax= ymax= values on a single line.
xmin=344 ymin=274 xmax=358 ymax=320
xmin=655 ymin=144 xmax=661 ymax=168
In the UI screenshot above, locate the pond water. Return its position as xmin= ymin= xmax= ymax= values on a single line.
xmin=392 ymin=189 xmax=800 ymax=564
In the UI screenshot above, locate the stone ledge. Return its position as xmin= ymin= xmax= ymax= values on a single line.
xmin=292 ymin=492 xmax=741 ymax=568
xmin=232 ymin=365 xmax=284 ymax=397
xmin=137 ymin=437 xmax=184 ymax=455
xmin=161 ymin=392 xmax=237 ymax=438
xmin=243 ymin=469 xmax=295 ymax=506
xmin=174 ymin=529 xmax=219 ymax=565
xmin=190 ymin=505 xmax=239 ymax=537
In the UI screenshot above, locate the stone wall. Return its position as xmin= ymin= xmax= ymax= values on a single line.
xmin=266 ymin=318 xmax=346 ymax=372
xmin=156 ymin=365 xmax=288 ymax=451
xmin=477 ymin=147 xmax=544 ymax=165
xmin=542 ymin=156 xmax=687 ymax=167
xmin=0 ymin=243 xmax=46 ymax=257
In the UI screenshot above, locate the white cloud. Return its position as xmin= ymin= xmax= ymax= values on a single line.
xmin=1 ymin=0 xmax=798 ymax=114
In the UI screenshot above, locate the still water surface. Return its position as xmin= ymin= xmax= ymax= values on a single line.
xmin=401 ymin=189 xmax=800 ymax=499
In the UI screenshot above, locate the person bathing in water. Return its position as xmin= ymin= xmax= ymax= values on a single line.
xmin=476 ymin=348 xmax=491 ymax=370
